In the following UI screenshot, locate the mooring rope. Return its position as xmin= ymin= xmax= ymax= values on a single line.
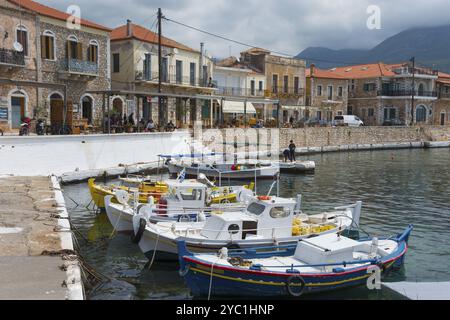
xmin=147 ymin=232 xmax=160 ymax=270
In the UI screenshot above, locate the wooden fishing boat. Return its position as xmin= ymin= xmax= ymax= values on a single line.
xmin=131 ymin=195 xmax=362 ymax=261
xmin=105 ymin=179 xmax=253 ymax=232
xmin=88 ymin=178 xmax=167 ymax=210
xmin=177 ymin=225 xmax=413 ymax=298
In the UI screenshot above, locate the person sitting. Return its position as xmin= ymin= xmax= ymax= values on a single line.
xmin=145 ymin=119 xmax=155 ymax=132
xmin=165 ymin=120 xmax=175 ymax=132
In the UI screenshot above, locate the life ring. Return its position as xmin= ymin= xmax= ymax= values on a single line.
xmin=286 ymin=275 xmax=306 ymax=297
xmin=258 ymin=196 xmax=272 ymax=201
xmin=220 ymin=198 xmax=231 ymax=204
xmin=131 ymin=218 xmax=146 ymax=244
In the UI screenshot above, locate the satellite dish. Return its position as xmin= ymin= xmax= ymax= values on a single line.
xmin=13 ymin=42 xmax=23 ymax=52
xmin=114 ymin=190 xmax=130 ymax=205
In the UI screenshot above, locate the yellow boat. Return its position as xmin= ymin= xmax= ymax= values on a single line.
xmin=209 ymin=182 xmax=255 ymax=204
xmin=88 ymin=178 xmax=168 ymax=209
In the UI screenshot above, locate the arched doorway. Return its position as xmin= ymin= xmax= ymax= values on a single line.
xmin=416 ymin=105 xmax=427 ymax=123
xmin=10 ymin=90 xmax=26 ymax=129
xmin=112 ymin=97 xmax=123 ymax=115
xmin=50 ymin=93 xmax=64 ymax=128
xmin=81 ymin=95 xmax=93 ymax=124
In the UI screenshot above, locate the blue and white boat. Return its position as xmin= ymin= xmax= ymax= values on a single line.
xmin=177 ymin=225 xmax=413 ymax=298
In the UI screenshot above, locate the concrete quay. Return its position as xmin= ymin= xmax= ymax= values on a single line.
xmin=0 ymin=176 xmax=83 ymax=300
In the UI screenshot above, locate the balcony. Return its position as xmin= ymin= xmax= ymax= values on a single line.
xmin=0 ymin=48 xmax=25 ymax=69
xmin=439 ymin=92 xmax=450 ymax=99
xmin=58 ymin=59 xmax=98 ymax=81
xmin=392 ymin=66 xmax=438 ymax=77
xmin=135 ymin=70 xmax=214 ymax=89
xmin=378 ymin=89 xmax=438 ymax=98
xmin=267 ymin=87 xmax=305 ymax=99
xmin=215 ymin=86 xmax=265 ymax=97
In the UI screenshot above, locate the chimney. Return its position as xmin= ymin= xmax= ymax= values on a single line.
xmin=126 ymin=19 xmax=133 ymax=37
xmin=310 ymin=64 xmax=316 ymax=77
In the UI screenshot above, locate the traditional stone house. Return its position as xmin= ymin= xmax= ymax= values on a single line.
xmin=323 ymin=62 xmax=438 ymax=126
xmin=435 ymin=72 xmax=450 ymax=126
xmin=240 ymin=48 xmax=306 ymax=125
xmin=110 ymin=20 xmax=216 ymax=128
xmin=306 ymin=64 xmax=349 ymax=124
xmin=0 ymin=0 xmax=111 ymax=133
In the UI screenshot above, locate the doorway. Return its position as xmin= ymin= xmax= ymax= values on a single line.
xmin=82 ymin=96 xmax=93 ymax=124
xmin=50 ymin=93 xmax=64 ymax=127
xmin=441 ymin=113 xmax=446 ymax=126
xmin=10 ymin=95 xmax=25 ymax=129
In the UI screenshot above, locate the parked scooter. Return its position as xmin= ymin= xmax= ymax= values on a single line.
xmin=36 ymin=119 xmax=46 ymax=135
xmin=19 ymin=117 xmax=31 ymax=136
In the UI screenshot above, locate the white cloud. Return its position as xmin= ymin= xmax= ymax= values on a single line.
xmin=39 ymin=0 xmax=450 ymax=57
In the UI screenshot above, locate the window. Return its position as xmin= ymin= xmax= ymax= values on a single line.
xmin=338 ymin=86 xmax=343 ymax=97
xmin=368 ymin=108 xmax=374 ymax=117
xmin=327 ymin=86 xmax=333 ymax=100
xmin=317 ymin=111 xmax=322 ymax=120
xmin=16 ymin=25 xmax=28 ymax=56
xmin=176 ymin=60 xmax=183 ymax=84
xmin=270 ymin=207 xmax=291 ymax=219
xmin=87 ymin=40 xmax=98 ymax=63
xmin=347 ymin=105 xmax=353 ymax=115
xmin=190 ymin=62 xmax=196 ymax=86
xmin=259 ymin=81 xmax=263 ymax=92
xmin=143 ymin=53 xmax=151 ymax=80
xmin=67 ymin=35 xmax=81 ymax=60
xmin=113 ymin=53 xmax=120 ymax=73
xmin=317 ymin=85 xmax=322 ymax=96
xmin=179 ymin=189 xmax=203 ymax=201
xmin=162 ymin=57 xmax=168 ymax=82
xmin=363 ymin=83 xmax=376 ymax=92
xmin=247 ymin=202 xmax=266 ymax=215
xmin=250 ymin=80 xmax=255 ymax=95
xmin=41 ymin=31 xmax=55 ymax=60
xmin=272 ymin=74 xmax=278 ymax=93
xmin=283 ymin=75 xmax=289 ymax=93
xmin=294 ymin=77 xmax=299 ymax=94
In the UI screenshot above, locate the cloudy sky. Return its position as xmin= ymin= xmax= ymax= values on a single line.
xmin=39 ymin=0 xmax=450 ymax=58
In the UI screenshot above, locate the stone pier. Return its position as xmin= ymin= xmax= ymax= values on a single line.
xmin=0 ymin=176 xmax=83 ymax=300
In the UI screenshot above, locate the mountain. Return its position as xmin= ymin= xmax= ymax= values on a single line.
xmin=296 ymin=25 xmax=450 ymax=72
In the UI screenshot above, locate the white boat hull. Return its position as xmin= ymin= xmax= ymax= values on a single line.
xmin=105 ymin=196 xmax=134 ymax=232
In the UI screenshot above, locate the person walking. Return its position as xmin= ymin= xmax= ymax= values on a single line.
xmin=288 ymin=140 xmax=296 ymax=162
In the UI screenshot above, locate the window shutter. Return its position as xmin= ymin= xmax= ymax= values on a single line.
xmin=49 ymin=37 xmax=54 ymax=60
xmin=66 ymin=41 xmax=70 ymax=59
xmin=77 ymin=42 xmax=82 ymax=60
xmin=41 ymin=35 xmax=46 ymax=59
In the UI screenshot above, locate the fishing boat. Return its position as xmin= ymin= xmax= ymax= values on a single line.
xmin=105 ymin=178 xmax=254 ymax=232
xmin=131 ymin=194 xmax=362 ymax=261
xmin=88 ymin=178 xmax=167 ymax=210
xmin=177 ymin=225 xmax=413 ymax=298
xmin=166 ymin=158 xmax=279 ymax=180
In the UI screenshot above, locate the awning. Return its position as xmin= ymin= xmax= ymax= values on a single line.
xmin=218 ymin=100 xmax=257 ymax=114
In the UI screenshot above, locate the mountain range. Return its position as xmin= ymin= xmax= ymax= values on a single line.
xmin=296 ymin=25 xmax=450 ymax=73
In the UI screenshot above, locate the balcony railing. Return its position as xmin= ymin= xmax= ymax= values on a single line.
xmin=392 ymin=67 xmax=439 ymax=76
xmin=378 ymin=89 xmax=437 ymax=97
xmin=269 ymin=87 xmax=305 ymax=98
xmin=135 ymin=70 xmax=213 ymax=88
xmin=439 ymin=92 xmax=450 ymax=99
xmin=62 ymin=59 xmax=98 ymax=75
xmin=0 ymin=48 xmax=25 ymax=66
xmin=215 ymin=86 xmax=265 ymax=97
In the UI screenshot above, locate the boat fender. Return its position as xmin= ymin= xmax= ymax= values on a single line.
xmin=286 ymin=275 xmax=306 ymax=297
xmin=206 ymin=194 xmax=212 ymax=206
xmin=131 ymin=217 xmax=146 ymax=244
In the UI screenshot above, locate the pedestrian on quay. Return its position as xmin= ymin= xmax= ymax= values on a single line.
xmin=288 ymin=140 xmax=296 ymax=162
xmin=283 ymin=149 xmax=290 ymax=162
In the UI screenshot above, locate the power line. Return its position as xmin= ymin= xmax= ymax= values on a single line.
xmin=163 ymin=16 xmax=435 ymax=69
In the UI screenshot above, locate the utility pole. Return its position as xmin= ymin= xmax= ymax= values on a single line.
xmin=157 ymin=8 xmax=163 ymax=127
xmin=410 ymin=57 xmax=415 ymax=126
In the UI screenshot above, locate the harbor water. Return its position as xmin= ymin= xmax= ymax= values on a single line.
xmin=63 ymin=148 xmax=450 ymax=300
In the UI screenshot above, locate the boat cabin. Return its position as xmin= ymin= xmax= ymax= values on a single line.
xmin=200 ymin=196 xmax=297 ymax=240
xmin=160 ymin=180 xmax=207 ymax=210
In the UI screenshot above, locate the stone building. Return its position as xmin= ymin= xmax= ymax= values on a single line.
xmin=0 ymin=0 xmax=111 ymax=133
xmin=110 ymin=20 xmax=216 ymax=128
xmin=322 ymin=62 xmax=438 ymax=126
xmin=239 ymin=48 xmax=306 ymax=125
xmin=306 ymin=64 xmax=349 ymax=124
xmin=434 ymin=72 xmax=450 ymax=126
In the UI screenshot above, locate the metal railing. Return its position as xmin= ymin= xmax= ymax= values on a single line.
xmin=0 ymin=48 xmax=25 ymax=66
xmin=62 ymin=58 xmax=98 ymax=75
xmin=377 ymin=89 xmax=438 ymax=97
xmin=215 ymin=86 xmax=265 ymax=97
xmin=269 ymin=87 xmax=305 ymax=97
xmin=135 ymin=70 xmax=213 ymax=88
xmin=392 ymin=67 xmax=438 ymax=76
